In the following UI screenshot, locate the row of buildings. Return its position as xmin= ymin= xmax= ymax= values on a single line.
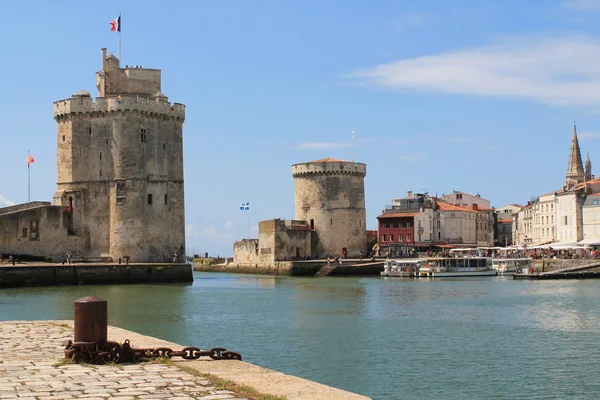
xmin=512 ymin=126 xmax=600 ymax=248
xmin=374 ymin=124 xmax=600 ymax=257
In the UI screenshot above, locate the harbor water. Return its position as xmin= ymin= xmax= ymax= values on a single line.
xmin=1 ymin=271 xmax=600 ymax=399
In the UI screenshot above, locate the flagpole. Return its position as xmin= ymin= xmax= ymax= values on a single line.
xmin=247 ymin=210 xmax=250 ymax=239
xmin=27 ymin=150 xmax=30 ymax=205
xmin=118 ymin=13 xmax=122 ymax=62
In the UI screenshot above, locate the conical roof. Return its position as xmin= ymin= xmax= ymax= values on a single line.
xmin=565 ymin=123 xmax=585 ymax=186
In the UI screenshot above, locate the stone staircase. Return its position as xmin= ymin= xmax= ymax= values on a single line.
xmin=314 ymin=264 xmax=338 ymax=276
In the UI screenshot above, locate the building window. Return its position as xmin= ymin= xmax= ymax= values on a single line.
xmin=100 ymin=152 xmax=102 ymax=161
xmin=89 ymin=127 xmax=92 ymax=135
xmin=407 ymin=221 xmax=411 ymax=228
xmin=594 ymin=199 xmax=599 ymax=205
xmin=22 ymin=228 xmax=27 ymax=238
xmin=564 ymin=216 xmax=568 ymax=225
xmin=398 ymin=222 xmax=402 ymax=228
xmin=141 ymin=129 xmax=147 ymax=143
xmin=99 ymin=169 xmax=102 ymax=177
xmin=438 ymin=232 xmax=441 ymax=240
xmin=164 ymin=193 xmax=168 ymax=205
xmin=148 ymin=194 xmax=153 ymax=205
xmin=389 ymin=235 xmax=393 ymax=242
xmin=162 ymin=143 xmax=166 ymax=151
xmin=106 ymin=139 xmax=109 ymax=145
xmin=381 ymin=234 xmax=386 ymax=242
xmin=310 ymin=219 xmax=315 ymax=229
xmin=399 ymin=235 xmax=403 ymax=242
xmin=407 ymin=234 xmax=411 ymax=242
xmin=30 ymin=220 xmax=39 ymax=241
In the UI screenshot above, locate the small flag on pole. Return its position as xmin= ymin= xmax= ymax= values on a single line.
xmin=27 ymin=155 xmax=34 ymax=166
xmin=240 ymin=202 xmax=250 ymax=211
xmin=110 ymin=15 xmax=121 ymax=32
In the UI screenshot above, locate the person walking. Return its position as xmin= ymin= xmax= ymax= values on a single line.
xmin=66 ymin=252 xmax=72 ymax=265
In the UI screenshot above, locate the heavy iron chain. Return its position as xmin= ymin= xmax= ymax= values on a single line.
xmin=64 ymin=339 xmax=242 ymax=365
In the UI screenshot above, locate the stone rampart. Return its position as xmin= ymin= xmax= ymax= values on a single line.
xmin=53 ymin=95 xmax=185 ymax=121
xmin=0 ymin=263 xmax=192 ymax=287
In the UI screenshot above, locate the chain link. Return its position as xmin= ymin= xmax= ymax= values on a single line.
xmin=64 ymin=339 xmax=242 ymax=364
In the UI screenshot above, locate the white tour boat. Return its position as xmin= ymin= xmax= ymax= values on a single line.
xmin=382 ymin=257 xmax=497 ymax=278
xmin=491 ymin=258 xmax=533 ymax=275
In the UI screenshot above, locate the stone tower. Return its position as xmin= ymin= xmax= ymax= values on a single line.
xmin=565 ymin=124 xmax=585 ymax=188
xmin=292 ymin=158 xmax=366 ymax=258
xmin=585 ymin=153 xmax=593 ymax=182
xmin=52 ymin=48 xmax=186 ymax=262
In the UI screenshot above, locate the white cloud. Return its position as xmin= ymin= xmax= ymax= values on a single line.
xmin=225 ymin=220 xmax=233 ymax=229
xmin=562 ymin=0 xmax=600 ymax=10
xmin=578 ymin=131 xmax=600 ymax=140
xmin=295 ymin=142 xmax=352 ymax=150
xmin=347 ymin=35 xmax=600 ymax=107
xmin=396 ymin=155 xmax=421 ymax=161
xmin=0 ymin=194 xmax=15 ymax=207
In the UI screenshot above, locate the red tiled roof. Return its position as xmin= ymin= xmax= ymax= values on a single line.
xmin=498 ymin=218 xmax=512 ymax=223
xmin=377 ymin=212 xmax=419 ymax=219
xmin=311 ymin=158 xmax=346 ymax=163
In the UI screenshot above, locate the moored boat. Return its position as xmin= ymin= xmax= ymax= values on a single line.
xmin=491 ymin=258 xmax=533 ymax=275
xmin=382 ymin=257 xmax=497 ymax=278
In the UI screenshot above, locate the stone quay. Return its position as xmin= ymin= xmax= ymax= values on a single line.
xmin=0 ymin=320 xmax=370 ymax=400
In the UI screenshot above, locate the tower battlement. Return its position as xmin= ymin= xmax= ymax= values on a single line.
xmin=53 ymin=94 xmax=185 ymax=121
xmin=292 ymin=159 xmax=366 ymax=178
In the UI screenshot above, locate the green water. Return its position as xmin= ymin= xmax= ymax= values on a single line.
xmin=2 ymin=272 xmax=600 ymax=400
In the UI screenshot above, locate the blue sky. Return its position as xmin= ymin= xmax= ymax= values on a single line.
xmin=2 ymin=0 xmax=600 ymax=256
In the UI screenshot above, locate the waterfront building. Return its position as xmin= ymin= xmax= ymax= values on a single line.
xmin=233 ymin=158 xmax=367 ymax=264
xmin=513 ymin=202 xmax=533 ymax=246
xmin=377 ymin=191 xmax=494 ymax=256
xmin=0 ymin=49 xmax=186 ymax=262
xmin=494 ymin=204 xmax=522 ymax=247
xmin=440 ymin=191 xmax=491 ymax=209
xmin=581 ymin=193 xmax=600 ymax=245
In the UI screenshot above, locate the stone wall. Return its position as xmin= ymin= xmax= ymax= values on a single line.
xmin=0 ymin=263 xmax=192 ymax=287
xmin=0 ymin=205 xmax=86 ymax=261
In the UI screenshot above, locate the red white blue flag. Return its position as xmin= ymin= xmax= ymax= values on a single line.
xmin=110 ymin=15 xmax=121 ymax=32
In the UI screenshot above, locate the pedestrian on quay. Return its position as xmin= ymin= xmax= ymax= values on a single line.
xmin=326 ymin=256 xmax=331 ymax=266
xmin=66 ymin=252 xmax=72 ymax=265
xmin=8 ymin=255 xmax=14 ymax=265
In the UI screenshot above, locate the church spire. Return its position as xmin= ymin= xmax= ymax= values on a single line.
xmin=585 ymin=152 xmax=593 ymax=182
xmin=565 ymin=122 xmax=585 ymax=188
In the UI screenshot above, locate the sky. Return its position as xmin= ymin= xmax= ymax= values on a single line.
xmin=2 ymin=0 xmax=600 ymax=256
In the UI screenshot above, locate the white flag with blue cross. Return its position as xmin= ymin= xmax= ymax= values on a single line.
xmin=240 ymin=202 xmax=250 ymax=211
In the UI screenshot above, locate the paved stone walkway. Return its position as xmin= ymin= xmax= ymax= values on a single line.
xmin=0 ymin=321 xmax=249 ymax=400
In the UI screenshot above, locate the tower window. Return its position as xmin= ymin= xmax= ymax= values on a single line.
xmin=141 ymin=128 xmax=147 ymax=143
xmin=310 ymin=219 xmax=314 ymax=229
xmin=62 ymin=135 xmax=65 ymax=142
xmin=106 ymin=139 xmax=109 ymax=145
xmin=99 ymin=169 xmax=102 ymax=177
xmin=148 ymin=194 xmax=153 ymax=205
xmin=162 ymin=143 xmax=166 ymax=151
xmin=99 ymin=152 xmax=102 ymax=161
xmin=89 ymin=127 xmax=92 ymax=135
xmin=164 ymin=194 xmax=168 ymax=205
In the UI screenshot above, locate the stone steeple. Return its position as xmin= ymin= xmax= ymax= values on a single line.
xmin=585 ymin=152 xmax=593 ymax=182
xmin=565 ymin=123 xmax=585 ymax=188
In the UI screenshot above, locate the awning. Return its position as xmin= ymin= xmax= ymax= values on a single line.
xmin=550 ymin=242 xmax=580 ymax=250
xmin=577 ymin=239 xmax=600 ymax=246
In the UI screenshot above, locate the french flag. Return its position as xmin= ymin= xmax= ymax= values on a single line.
xmin=110 ymin=15 xmax=121 ymax=32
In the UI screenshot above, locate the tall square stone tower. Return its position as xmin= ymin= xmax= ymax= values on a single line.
xmin=52 ymin=48 xmax=186 ymax=262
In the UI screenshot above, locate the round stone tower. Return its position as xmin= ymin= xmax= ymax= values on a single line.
xmin=292 ymin=158 xmax=367 ymax=259
xmin=52 ymin=48 xmax=185 ymax=262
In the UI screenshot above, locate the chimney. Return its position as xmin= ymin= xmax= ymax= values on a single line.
xmin=407 ymin=191 xmax=413 ymax=198
xmin=101 ymin=48 xmax=107 ymax=71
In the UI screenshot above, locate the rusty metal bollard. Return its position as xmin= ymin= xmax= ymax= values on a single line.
xmin=74 ymin=296 xmax=108 ymax=345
